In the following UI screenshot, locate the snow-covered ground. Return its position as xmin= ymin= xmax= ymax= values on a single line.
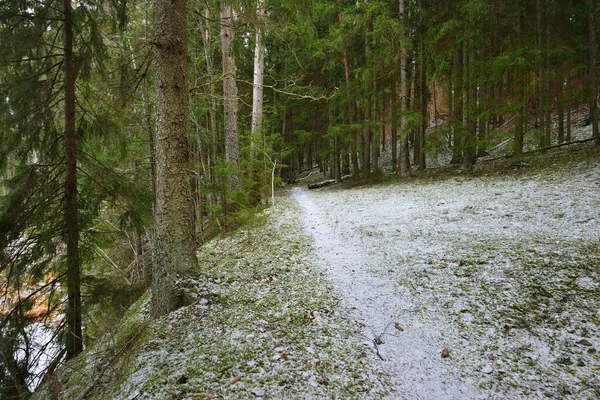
xmin=293 ymin=149 xmax=600 ymax=399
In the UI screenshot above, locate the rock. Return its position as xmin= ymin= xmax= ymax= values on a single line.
xmin=252 ymin=388 xmax=265 ymax=397
xmin=577 ymin=359 xmax=586 ymax=367
xmin=482 ymin=364 xmax=494 ymax=375
xmin=441 ymin=348 xmax=450 ymax=358
xmin=577 ymin=339 xmax=593 ymax=347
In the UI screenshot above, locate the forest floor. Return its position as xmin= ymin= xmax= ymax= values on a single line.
xmin=33 ymin=142 xmax=599 ymax=400
xmin=293 ymin=142 xmax=600 ymax=399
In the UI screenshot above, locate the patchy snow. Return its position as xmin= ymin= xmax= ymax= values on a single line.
xmin=292 ymin=152 xmax=600 ymax=399
xmin=33 ymin=198 xmax=393 ymax=399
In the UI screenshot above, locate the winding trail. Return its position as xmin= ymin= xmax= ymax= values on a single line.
xmin=292 ymin=187 xmax=482 ymax=399
xmin=290 ymin=161 xmax=600 ymax=399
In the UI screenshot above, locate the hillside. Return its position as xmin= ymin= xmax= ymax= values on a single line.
xmin=33 ymin=143 xmax=600 ymax=400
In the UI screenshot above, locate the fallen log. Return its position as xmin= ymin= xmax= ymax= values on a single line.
xmin=308 ymin=179 xmax=335 ymax=189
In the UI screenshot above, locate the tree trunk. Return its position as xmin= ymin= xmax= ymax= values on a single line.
xmin=152 ymin=0 xmax=199 ymax=317
xmin=514 ymin=15 xmax=525 ymax=160
xmin=198 ymin=6 xmax=219 ymax=169
xmin=363 ymin=0 xmax=372 ymax=177
xmin=557 ymin=76 xmax=565 ymax=143
xmin=450 ymin=48 xmax=463 ymax=164
xmin=588 ymin=0 xmax=600 ymax=145
xmin=463 ymin=40 xmax=476 ymax=170
xmin=399 ymin=0 xmax=411 ymax=175
xmin=63 ymin=0 xmax=82 ymax=360
xmin=391 ymin=75 xmax=398 ymax=169
xmin=418 ymin=22 xmax=427 ymax=171
xmin=566 ymin=75 xmax=572 ymax=141
xmin=251 ymin=0 xmax=266 ymax=157
xmin=220 ymin=3 xmax=241 ymax=189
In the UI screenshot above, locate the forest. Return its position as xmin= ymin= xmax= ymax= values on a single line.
xmin=0 ymin=0 xmax=599 ymax=398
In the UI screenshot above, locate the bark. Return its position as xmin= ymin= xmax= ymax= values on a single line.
xmin=220 ymin=3 xmax=241 ymax=189
xmin=463 ymin=40 xmax=477 ymax=170
xmin=391 ymin=75 xmax=398 ymax=169
xmin=450 ymin=48 xmax=463 ymax=164
xmin=152 ymin=0 xmax=199 ymax=317
xmin=566 ymin=75 xmax=572 ymax=141
xmin=557 ymin=77 xmax=565 ymax=143
xmin=418 ymin=21 xmax=427 ymax=171
xmin=198 ymin=6 xmax=219 ymax=168
xmin=514 ymin=15 xmax=525 ymax=160
xmin=588 ymin=0 xmax=600 ymax=145
xmin=250 ymin=0 xmax=266 ymax=157
xmin=399 ymin=0 xmax=411 ymax=175
xmin=63 ymin=0 xmax=82 ymax=360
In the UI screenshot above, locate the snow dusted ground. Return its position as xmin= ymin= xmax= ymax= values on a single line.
xmin=33 ymin=197 xmax=393 ymax=399
xmin=293 ymin=147 xmax=600 ymax=399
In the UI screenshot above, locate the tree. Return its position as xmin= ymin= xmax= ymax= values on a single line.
xmin=62 ymin=0 xmax=83 ymax=360
xmin=220 ymin=2 xmax=241 ymax=190
xmin=151 ymin=0 xmax=199 ymax=317
xmin=251 ymin=0 xmax=266 ymax=157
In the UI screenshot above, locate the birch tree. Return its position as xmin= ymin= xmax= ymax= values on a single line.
xmin=251 ymin=0 xmax=266 ymax=157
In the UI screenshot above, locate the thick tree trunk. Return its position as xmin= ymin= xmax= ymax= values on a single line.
xmin=63 ymin=0 xmax=82 ymax=360
xmin=152 ymin=0 xmax=199 ymax=317
xmin=251 ymin=0 xmax=266 ymax=157
xmin=220 ymin=4 xmax=241 ymax=189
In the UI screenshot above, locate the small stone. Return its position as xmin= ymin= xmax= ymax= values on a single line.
xmin=245 ymin=334 xmax=255 ymax=342
xmin=482 ymin=364 xmax=494 ymax=374
xmin=441 ymin=348 xmax=450 ymax=358
xmin=577 ymin=339 xmax=593 ymax=347
xmin=577 ymin=359 xmax=586 ymax=367
xmin=252 ymin=388 xmax=265 ymax=397
xmin=395 ymin=322 xmax=404 ymax=332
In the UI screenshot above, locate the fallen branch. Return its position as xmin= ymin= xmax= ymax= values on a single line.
xmin=481 ymin=136 xmax=597 ymax=163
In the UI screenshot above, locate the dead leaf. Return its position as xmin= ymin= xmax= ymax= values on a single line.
xmin=388 ymin=269 xmax=395 ymax=273
xmin=280 ymin=352 xmax=288 ymax=361
xmin=394 ymin=322 xmax=404 ymax=332
xmin=577 ymin=339 xmax=593 ymax=346
xmin=488 ymin=353 xmax=497 ymax=361
xmin=588 ymin=348 xmax=597 ymax=354
xmin=441 ymin=348 xmax=450 ymax=358
xmin=225 ymin=376 xmax=241 ymax=388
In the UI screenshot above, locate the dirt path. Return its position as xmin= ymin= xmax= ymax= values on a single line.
xmin=291 ymin=161 xmax=600 ymax=399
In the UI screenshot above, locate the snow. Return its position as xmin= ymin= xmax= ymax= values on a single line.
xmin=292 ymin=149 xmax=600 ymax=399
